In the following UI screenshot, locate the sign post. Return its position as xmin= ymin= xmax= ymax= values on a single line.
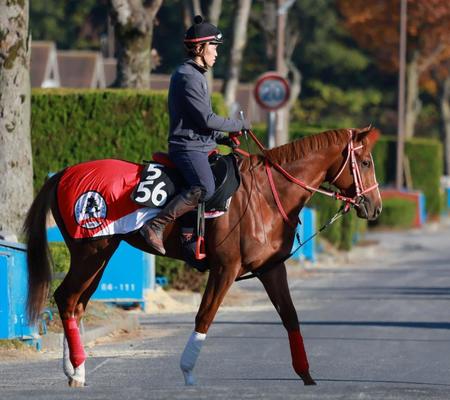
xmin=254 ymin=72 xmax=290 ymax=148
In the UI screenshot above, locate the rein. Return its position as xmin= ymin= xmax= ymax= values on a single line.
xmin=234 ymin=129 xmax=379 ymax=282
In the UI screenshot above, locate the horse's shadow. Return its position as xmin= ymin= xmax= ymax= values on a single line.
xmin=216 ymin=377 xmax=450 ymax=387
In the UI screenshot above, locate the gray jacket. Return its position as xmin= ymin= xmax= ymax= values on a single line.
xmin=168 ymin=59 xmax=243 ymax=153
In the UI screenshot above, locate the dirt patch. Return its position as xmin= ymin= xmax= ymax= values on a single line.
xmin=144 ymin=287 xmax=198 ymax=314
xmin=0 ymin=340 xmax=41 ymax=362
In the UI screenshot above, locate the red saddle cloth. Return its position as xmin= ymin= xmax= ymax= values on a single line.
xmin=57 ymin=159 xmax=158 ymax=239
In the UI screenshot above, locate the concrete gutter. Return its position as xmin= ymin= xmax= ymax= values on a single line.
xmin=40 ymin=314 xmax=140 ymax=351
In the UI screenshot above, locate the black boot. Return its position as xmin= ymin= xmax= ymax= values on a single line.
xmin=140 ymin=189 xmax=201 ymax=255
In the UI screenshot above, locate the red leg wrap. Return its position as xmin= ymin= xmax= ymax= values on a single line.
xmin=288 ymin=329 xmax=309 ymax=374
xmin=63 ymin=317 xmax=86 ymax=368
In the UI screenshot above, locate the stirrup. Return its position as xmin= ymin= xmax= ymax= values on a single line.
xmin=195 ymin=202 xmax=206 ymax=260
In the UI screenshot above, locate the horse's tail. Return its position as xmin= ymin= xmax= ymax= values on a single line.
xmin=23 ymin=171 xmax=64 ymax=324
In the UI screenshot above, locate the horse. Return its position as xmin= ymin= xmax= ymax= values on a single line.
xmin=23 ymin=127 xmax=382 ymax=387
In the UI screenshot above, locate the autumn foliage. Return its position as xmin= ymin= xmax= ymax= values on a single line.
xmin=337 ymin=0 xmax=450 ymax=90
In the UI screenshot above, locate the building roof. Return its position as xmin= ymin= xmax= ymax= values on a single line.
xmin=103 ymin=57 xmax=117 ymax=87
xmin=31 ymin=41 xmax=60 ymax=88
xmin=57 ymin=50 xmax=106 ymax=88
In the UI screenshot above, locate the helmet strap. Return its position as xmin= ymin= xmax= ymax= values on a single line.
xmin=192 ymin=43 xmax=209 ymax=70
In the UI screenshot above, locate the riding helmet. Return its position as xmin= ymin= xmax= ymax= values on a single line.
xmin=184 ymin=15 xmax=223 ymax=46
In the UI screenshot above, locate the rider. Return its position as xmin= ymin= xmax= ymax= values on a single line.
xmin=140 ymin=15 xmax=251 ymax=255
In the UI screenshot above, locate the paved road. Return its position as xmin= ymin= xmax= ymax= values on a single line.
xmin=1 ymin=220 xmax=450 ymax=399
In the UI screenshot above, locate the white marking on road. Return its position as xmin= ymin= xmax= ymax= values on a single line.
xmin=90 ymin=358 xmax=110 ymax=374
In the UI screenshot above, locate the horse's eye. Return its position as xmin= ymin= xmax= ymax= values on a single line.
xmin=361 ymin=159 xmax=371 ymax=168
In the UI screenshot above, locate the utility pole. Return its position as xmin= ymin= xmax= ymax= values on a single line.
xmin=275 ymin=0 xmax=294 ymax=146
xmin=396 ymin=0 xmax=407 ymax=190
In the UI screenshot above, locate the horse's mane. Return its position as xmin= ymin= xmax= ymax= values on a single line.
xmin=241 ymin=129 xmax=349 ymax=170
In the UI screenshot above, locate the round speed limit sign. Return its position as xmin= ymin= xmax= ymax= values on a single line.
xmin=254 ymin=72 xmax=290 ymax=111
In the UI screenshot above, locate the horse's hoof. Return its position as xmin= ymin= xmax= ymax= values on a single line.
xmin=300 ymin=372 xmax=317 ymax=386
xmin=68 ymin=378 xmax=85 ymax=388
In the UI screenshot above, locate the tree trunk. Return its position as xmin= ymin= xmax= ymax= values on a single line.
xmin=440 ymin=75 xmax=450 ymax=175
xmin=0 ymin=0 xmax=33 ymax=239
xmin=208 ymin=0 xmax=222 ymax=25
xmin=205 ymin=0 xmax=223 ymax=92
xmin=223 ymin=0 xmax=252 ymax=115
xmin=108 ymin=0 xmax=162 ymax=89
xmin=405 ymin=51 xmax=421 ymax=138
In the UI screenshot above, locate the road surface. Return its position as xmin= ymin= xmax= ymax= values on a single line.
xmin=1 ymin=219 xmax=449 ymax=399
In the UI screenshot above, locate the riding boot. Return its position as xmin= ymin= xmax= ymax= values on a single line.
xmin=140 ymin=188 xmax=202 ymax=255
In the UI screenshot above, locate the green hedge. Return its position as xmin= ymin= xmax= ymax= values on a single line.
xmin=372 ymin=136 xmax=443 ymax=216
xmin=373 ymin=198 xmax=416 ymax=228
xmin=48 ymin=242 xmax=70 ymax=307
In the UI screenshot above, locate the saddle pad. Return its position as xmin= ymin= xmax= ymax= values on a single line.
xmin=57 ymin=159 xmax=159 ymax=240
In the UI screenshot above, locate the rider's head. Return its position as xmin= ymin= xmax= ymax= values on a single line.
xmin=184 ymin=15 xmax=223 ymax=69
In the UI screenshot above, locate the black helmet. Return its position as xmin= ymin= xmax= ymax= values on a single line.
xmin=184 ymin=15 xmax=223 ymax=46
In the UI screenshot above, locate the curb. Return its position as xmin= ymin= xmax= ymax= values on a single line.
xmin=40 ymin=314 xmax=140 ymax=351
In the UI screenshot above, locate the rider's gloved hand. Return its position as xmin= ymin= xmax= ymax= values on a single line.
xmin=216 ymin=136 xmax=238 ymax=149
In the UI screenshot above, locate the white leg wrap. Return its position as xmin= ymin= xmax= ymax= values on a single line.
xmin=63 ymin=335 xmax=75 ymax=378
xmin=180 ymin=331 xmax=206 ymax=386
xmin=70 ymin=362 xmax=86 ymax=387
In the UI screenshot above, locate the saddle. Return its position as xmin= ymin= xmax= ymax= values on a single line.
xmin=131 ymin=152 xmax=241 ymax=270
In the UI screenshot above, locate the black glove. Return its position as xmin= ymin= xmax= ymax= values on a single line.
xmin=241 ymin=118 xmax=251 ymax=131
xmin=216 ymin=136 xmax=238 ymax=149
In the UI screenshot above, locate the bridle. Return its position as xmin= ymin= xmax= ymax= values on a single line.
xmin=235 ymin=129 xmax=379 ymax=228
xmin=329 ymin=130 xmax=379 ymax=201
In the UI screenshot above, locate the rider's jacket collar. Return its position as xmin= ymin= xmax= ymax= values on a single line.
xmin=186 ymin=58 xmax=207 ymax=74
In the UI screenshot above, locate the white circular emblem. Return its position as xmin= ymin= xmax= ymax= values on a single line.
xmin=74 ymin=191 xmax=107 ymax=229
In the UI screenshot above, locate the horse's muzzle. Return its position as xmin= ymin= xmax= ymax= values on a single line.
xmin=356 ymin=196 xmax=382 ymax=221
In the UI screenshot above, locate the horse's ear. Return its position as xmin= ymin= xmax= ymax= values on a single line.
xmin=353 ymin=125 xmax=372 ymax=142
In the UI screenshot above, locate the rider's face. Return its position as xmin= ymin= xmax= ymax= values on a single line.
xmin=204 ymin=43 xmax=218 ymax=68
xmin=196 ymin=43 xmax=218 ymax=68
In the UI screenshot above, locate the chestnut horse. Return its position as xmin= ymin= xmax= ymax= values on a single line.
xmin=24 ymin=127 xmax=381 ymax=387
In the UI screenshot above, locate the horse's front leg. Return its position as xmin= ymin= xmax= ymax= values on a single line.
xmin=258 ymin=262 xmax=316 ymax=385
xmin=180 ymin=265 xmax=238 ymax=386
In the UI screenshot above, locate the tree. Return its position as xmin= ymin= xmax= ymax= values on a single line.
xmin=338 ymin=0 xmax=450 ymax=138
xmin=108 ymin=0 xmax=163 ymax=88
xmin=30 ymin=0 xmax=108 ymax=50
xmin=223 ymin=0 xmax=252 ymax=114
xmin=0 ymin=0 xmax=34 ymax=238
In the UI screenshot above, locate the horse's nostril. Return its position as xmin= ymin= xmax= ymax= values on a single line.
xmin=375 ymin=207 xmax=382 ymax=218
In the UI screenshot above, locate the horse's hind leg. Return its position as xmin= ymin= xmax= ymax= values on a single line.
xmin=54 ymin=238 xmax=119 ymax=387
xmin=258 ymin=262 xmax=316 ymax=385
xmin=180 ymin=264 xmax=239 ymax=385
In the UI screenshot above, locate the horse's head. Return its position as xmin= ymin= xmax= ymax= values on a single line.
xmin=328 ymin=127 xmax=382 ymax=221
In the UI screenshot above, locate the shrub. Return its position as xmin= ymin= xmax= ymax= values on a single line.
xmin=155 ymin=256 xmax=206 ymax=292
xmin=48 ymin=242 xmax=70 ymax=307
xmin=372 ymin=136 xmax=443 ymax=217
xmin=374 ymin=198 xmax=416 ymax=228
